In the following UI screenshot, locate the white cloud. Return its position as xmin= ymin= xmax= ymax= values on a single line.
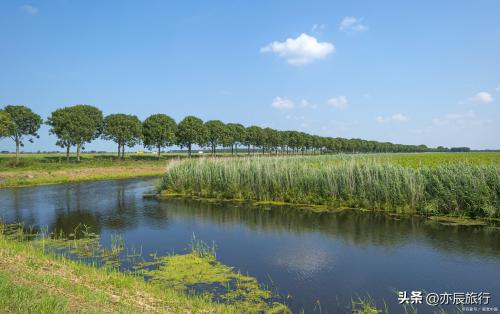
xmin=327 ymin=96 xmax=348 ymax=109
xmin=20 ymin=4 xmax=38 ymax=15
xmin=311 ymin=24 xmax=326 ymax=32
xmin=376 ymin=113 xmax=409 ymax=123
xmin=260 ymin=33 xmax=335 ymax=65
xmin=464 ymin=91 xmax=493 ymax=105
xmin=339 ymin=17 xmax=367 ymax=32
xmin=299 ymin=99 xmax=317 ymax=109
xmin=271 ymin=97 xmax=294 ymax=109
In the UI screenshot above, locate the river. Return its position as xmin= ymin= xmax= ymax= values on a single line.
xmin=1 ymin=178 xmax=499 ymax=313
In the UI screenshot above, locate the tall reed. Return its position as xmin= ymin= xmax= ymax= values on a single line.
xmin=159 ymin=156 xmax=500 ymax=218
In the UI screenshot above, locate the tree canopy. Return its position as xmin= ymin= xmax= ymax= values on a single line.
xmin=205 ymin=120 xmax=227 ymax=155
xmin=102 ymin=114 xmax=143 ymax=159
xmin=0 ymin=110 xmax=12 ymax=138
xmin=47 ymin=105 xmax=103 ymax=161
xmin=176 ymin=116 xmax=207 ymax=156
xmin=3 ymin=105 xmax=42 ymax=161
xmin=143 ymin=114 xmax=177 ymax=159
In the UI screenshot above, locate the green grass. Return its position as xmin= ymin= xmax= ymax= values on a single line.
xmin=0 ymin=153 xmax=171 ymax=188
xmin=0 ymin=272 xmax=69 ymax=314
xmin=0 ymin=224 xmax=289 ymax=313
xmin=159 ymin=154 xmax=500 ymax=218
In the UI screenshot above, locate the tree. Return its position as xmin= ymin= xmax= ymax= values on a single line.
xmin=143 ymin=114 xmax=177 ymax=159
xmin=0 ymin=110 xmax=12 ymax=139
xmin=102 ymin=114 xmax=143 ymax=159
xmin=47 ymin=105 xmax=103 ymax=162
xmin=226 ymin=123 xmax=246 ymax=155
xmin=3 ymin=105 xmax=42 ymax=162
xmin=176 ymin=116 xmax=207 ymax=156
xmin=205 ymin=120 xmax=226 ymax=155
xmin=245 ymin=126 xmax=264 ymax=154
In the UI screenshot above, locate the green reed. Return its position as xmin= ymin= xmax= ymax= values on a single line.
xmin=159 ymin=155 xmax=500 ymax=218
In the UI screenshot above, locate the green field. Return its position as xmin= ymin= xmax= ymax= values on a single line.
xmin=159 ymin=152 xmax=500 ymax=219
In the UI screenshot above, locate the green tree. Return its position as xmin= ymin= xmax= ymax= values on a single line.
xmin=143 ymin=114 xmax=177 ymax=159
xmin=0 ymin=110 xmax=12 ymax=139
xmin=205 ymin=120 xmax=226 ymax=155
xmin=245 ymin=126 xmax=264 ymax=154
xmin=102 ymin=114 xmax=143 ymax=159
xmin=3 ymin=105 xmax=42 ymax=162
xmin=176 ymin=116 xmax=207 ymax=156
xmin=226 ymin=123 xmax=246 ymax=155
xmin=47 ymin=105 xmax=103 ymax=162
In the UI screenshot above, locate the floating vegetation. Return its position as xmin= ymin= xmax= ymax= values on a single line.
xmin=1 ymin=222 xmax=289 ymax=313
xmin=135 ymin=234 xmax=287 ymax=313
xmin=159 ymin=156 xmax=500 ymax=218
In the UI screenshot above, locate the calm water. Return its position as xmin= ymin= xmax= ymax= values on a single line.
xmin=1 ymin=178 xmax=499 ymax=313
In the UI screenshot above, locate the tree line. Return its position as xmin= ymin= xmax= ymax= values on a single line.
xmin=1 ymin=104 xmax=457 ymax=162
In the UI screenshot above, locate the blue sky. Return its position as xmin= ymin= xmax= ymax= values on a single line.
xmin=1 ymin=0 xmax=499 ymax=151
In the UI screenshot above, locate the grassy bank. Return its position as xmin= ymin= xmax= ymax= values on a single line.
xmin=159 ymin=154 xmax=500 ymax=218
xmin=0 ymin=154 xmax=169 ymax=188
xmin=0 ymin=225 xmax=289 ymax=313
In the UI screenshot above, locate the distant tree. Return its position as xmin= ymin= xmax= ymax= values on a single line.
xmin=102 ymin=114 xmax=143 ymax=159
xmin=3 ymin=105 xmax=42 ymax=162
xmin=245 ymin=126 xmax=265 ymax=154
xmin=205 ymin=120 xmax=226 ymax=155
xmin=47 ymin=105 xmax=103 ymax=162
xmin=226 ymin=123 xmax=246 ymax=155
xmin=143 ymin=114 xmax=177 ymax=159
xmin=176 ymin=116 xmax=207 ymax=156
xmin=0 ymin=110 xmax=12 ymax=139
xmin=243 ymin=126 xmax=259 ymax=154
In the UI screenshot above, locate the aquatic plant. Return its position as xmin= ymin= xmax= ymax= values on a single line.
xmin=159 ymin=155 xmax=500 ymax=218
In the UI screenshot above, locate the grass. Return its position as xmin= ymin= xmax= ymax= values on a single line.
xmin=0 ymin=223 xmax=289 ymax=313
xmin=0 ymin=153 xmax=170 ymax=188
xmin=159 ymin=153 xmax=500 ymax=218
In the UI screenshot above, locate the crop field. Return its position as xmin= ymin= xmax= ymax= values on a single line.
xmin=159 ymin=152 xmax=500 ymax=218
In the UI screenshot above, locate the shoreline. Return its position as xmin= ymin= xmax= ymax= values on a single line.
xmin=0 ymin=165 xmax=165 ymax=188
xmin=157 ymin=192 xmax=500 ymax=226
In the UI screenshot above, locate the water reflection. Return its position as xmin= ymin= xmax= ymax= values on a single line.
xmin=1 ymin=178 xmax=499 ymax=312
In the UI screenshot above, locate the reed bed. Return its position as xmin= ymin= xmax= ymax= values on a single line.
xmin=159 ymin=155 xmax=500 ymax=218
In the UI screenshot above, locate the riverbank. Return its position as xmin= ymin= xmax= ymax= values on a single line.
xmin=0 ymin=154 xmax=169 ymax=188
xmin=0 ymin=164 xmax=166 ymax=188
xmin=0 ymin=226 xmax=290 ymax=313
xmin=159 ymin=154 xmax=500 ymax=219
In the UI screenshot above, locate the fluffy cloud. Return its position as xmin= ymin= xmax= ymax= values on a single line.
xmin=327 ymin=96 xmax=348 ymax=109
xmin=339 ymin=17 xmax=367 ymax=32
xmin=376 ymin=113 xmax=409 ymax=123
xmin=466 ymin=91 xmax=493 ymax=105
xmin=20 ymin=4 xmax=38 ymax=15
xmin=260 ymin=33 xmax=335 ymax=65
xmin=271 ymin=97 xmax=294 ymax=109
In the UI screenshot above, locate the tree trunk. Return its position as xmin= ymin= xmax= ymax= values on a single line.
xmin=121 ymin=145 xmax=125 ymax=159
xmin=158 ymin=145 xmax=161 ymax=160
xmin=76 ymin=144 xmax=81 ymax=162
xmin=117 ymin=143 xmax=121 ymax=159
xmin=66 ymin=145 xmax=70 ymax=162
xmin=231 ymin=145 xmax=234 ymax=155
xmin=247 ymin=145 xmax=250 ymax=155
xmin=188 ymin=143 xmax=192 ymax=157
xmin=15 ymin=137 xmax=20 ymax=163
